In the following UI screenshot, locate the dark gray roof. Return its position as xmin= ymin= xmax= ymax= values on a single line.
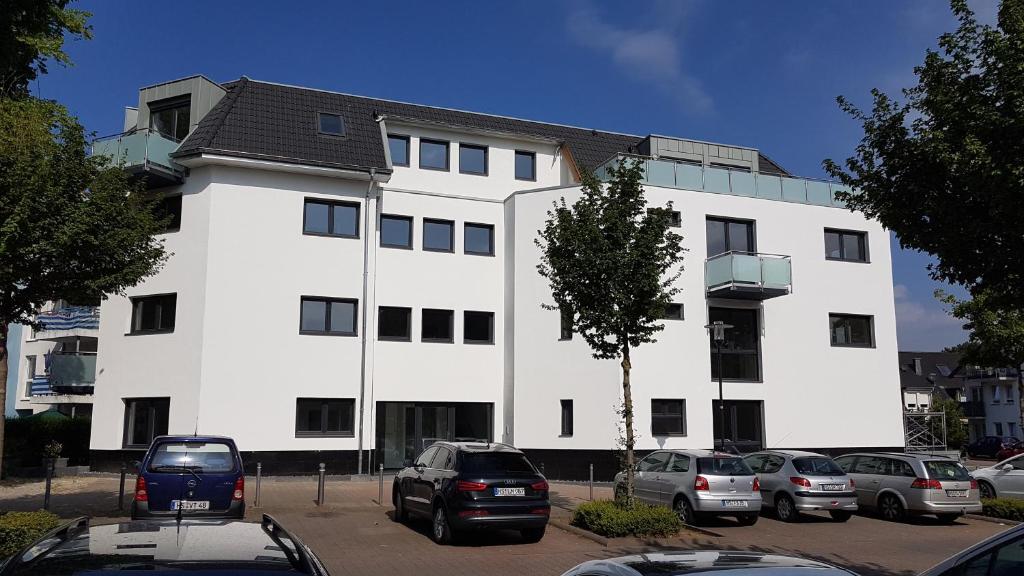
xmin=174 ymin=77 xmax=789 ymax=177
xmin=898 ymin=351 xmax=964 ymax=391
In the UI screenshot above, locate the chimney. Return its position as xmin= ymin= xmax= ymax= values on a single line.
xmin=913 ymin=358 xmax=923 ymax=375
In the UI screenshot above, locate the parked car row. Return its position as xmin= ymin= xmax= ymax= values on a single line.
xmin=967 ymin=435 xmax=1021 ymax=459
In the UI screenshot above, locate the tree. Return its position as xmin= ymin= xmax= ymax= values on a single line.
xmin=536 ymin=160 xmax=684 ymax=505
xmin=0 ymin=97 xmax=168 ymax=476
xmin=0 ymin=0 xmax=92 ymax=96
xmin=824 ymin=0 xmax=1024 ymax=307
xmin=930 ymin=398 xmax=968 ymax=449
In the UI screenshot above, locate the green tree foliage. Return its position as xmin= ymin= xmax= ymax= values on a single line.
xmin=824 ymin=0 xmax=1024 ymax=306
xmin=536 ymin=160 xmax=684 ymax=504
xmin=0 ymin=0 xmax=92 ymax=96
xmin=929 ymin=398 xmax=968 ymax=449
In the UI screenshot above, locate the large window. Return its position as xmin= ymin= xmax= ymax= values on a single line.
xmin=422 ymin=308 xmax=454 ymax=342
xmin=317 ymin=112 xmax=345 ymax=136
xmin=464 ymin=223 xmax=494 ymax=256
xmin=459 ymin=144 xmax=488 ymax=175
xmin=123 ymin=398 xmax=169 ymax=448
xmin=300 ymin=297 xmax=357 ymax=336
xmin=706 ymin=217 xmax=755 ymax=257
xmin=463 ymin=311 xmax=494 ymax=344
xmin=709 ymin=307 xmax=760 ymax=381
xmin=303 ymin=199 xmax=359 ymax=238
xmin=388 ymin=134 xmax=410 ymax=166
xmin=651 ymin=399 xmax=686 ymax=436
xmin=295 ymin=398 xmax=354 ymax=437
xmin=825 ymin=229 xmax=868 ymax=262
xmin=149 ymin=97 xmax=190 ymax=141
xmin=420 ymin=139 xmax=450 ymax=171
xmin=423 ymin=218 xmax=454 ymax=252
xmin=830 ymin=314 xmax=874 ymax=348
xmin=560 ymin=399 xmax=573 ymax=436
xmin=130 ymin=294 xmax=176 ymax=334
xmin=515 ymin=150 xmax=536 ymax=181
xmin=380 ymin=214 xmax=413 ymax=248
xmin=156 ymin=195 xmax=182 ymax=232
xmin=378 ymin=306 xmax=411 ymax=341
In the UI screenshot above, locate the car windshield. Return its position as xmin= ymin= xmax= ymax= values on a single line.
xmin=460 ymin=452 xmax=536 ymax=476
xmin=924 ymin=460 xmax=972 ymax=481
xmin=696 ymin=457 xmax=753 ymax=476
xmin=792 ymin=457 xmax=845 ymax=476
xmin=148 ymin=442 xmax=236 ymax=473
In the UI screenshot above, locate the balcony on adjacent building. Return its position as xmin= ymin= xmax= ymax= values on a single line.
xmin=29 ymin=353 xmax=96 ymax=397
xmin=959 ymin=401 xmax=986 ymax=418
xmin=706 ymin=251 xmax=792 ymax=300
xmin=91 ymin=128 xmax=184 ymax=189
xmin=33 ymin=305 xmax=99 ymax=341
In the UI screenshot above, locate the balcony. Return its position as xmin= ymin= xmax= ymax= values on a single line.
xmin=34 ymin=306 xmax=99 ymax=341
xmin=29 ymin=354 xmax=96 ymax=397
xmin=706 ymin=251 xmax=792 ymax=300
xmin=91 ymin=128 xmax=184 ymax=189
xmin=959 ymin=401 xmax=986 ymax=418
xmin=595 ymin=154 xmax=851 ymax=208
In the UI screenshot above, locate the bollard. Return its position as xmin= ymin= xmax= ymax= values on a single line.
xmin=118 ymin=462 xmax=127 ymax=511
xmin=316 ymin=462 xmax=326 ymax=506
xmin=254 ymin=462 xmax=262 ymax=508
xmin=378 ymin=464 xmax=384 ymax=506
xmin=43 ymin=458 xmax=54 ymax=511
xmin=589 ymin=463 xmax=594 ymax=501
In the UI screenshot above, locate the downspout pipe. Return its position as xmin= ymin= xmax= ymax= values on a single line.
xmin=357 ymin=167 xmax=376 ymax=475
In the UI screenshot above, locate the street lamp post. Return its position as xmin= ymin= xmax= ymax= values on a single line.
xmin=705 ymin=320 xmax=733 ymax=452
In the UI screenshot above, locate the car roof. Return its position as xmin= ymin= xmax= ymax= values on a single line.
xmin=753 ymin=450 xmax=827 ymax=459
xmin=152 ymin=434 xmax=237 ymax=443
xmin=835 ymin=452 xmax=958 ymax=462
xmin=653 ymin=449 xmax=738 ymax=458
xmin=432 ymin=441 xmax=523 ymax=453
xmin=568 ymin=551 xmax=855 ymax=576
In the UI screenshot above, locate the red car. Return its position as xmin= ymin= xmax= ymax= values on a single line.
xmin=995 ymin=440 xmax=1024 ymax=462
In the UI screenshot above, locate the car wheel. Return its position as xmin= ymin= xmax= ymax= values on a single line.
xmin=936 ymin=513 xmax=960 ymax=524
xmin=673 ymin=496 xmax=696 ymax=525
xmin=978 ymin=480 xmax=996 ymax=500
xmin=521 ymin=527 xmax=546 ymax=543
xmin=432 ymin=505 xmax=454 ymax=545
xmin=829 ymin=511 xmax=852 ymax=522
xmin=737 ymin=513 xmax=759 ymax=526
xmin=393 ymin=487 xmax=408 ymax=523
xmin=878 ymin=494 xmax=905 ymax=522
xmin=775 ymin=494 xmax=799 ymax=522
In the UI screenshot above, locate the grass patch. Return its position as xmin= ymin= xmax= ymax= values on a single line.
xmin=0 ymin=510 xmax=62 ymax=558
xmin=982 ymin=498 xmax=1024 ymax=522
xmin=571 ymin=499 xmax=682 ymax=538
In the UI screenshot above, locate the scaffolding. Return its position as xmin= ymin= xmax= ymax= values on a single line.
xmin=904 ymin=411 xmax=947 ymax=453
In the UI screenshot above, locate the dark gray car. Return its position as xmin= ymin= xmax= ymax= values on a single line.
xmin=562 ymin=551 xmax=858 ymax=576
xmin=744 ymin=450 xmax=858 ymax=522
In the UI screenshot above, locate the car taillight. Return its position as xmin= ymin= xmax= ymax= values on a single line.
xmin=910 ymin=478 xmax=942 ymax=490
xmin=134 ymin=476 xmax=148 ymax=502
xmin=790 ymin=477 xmax=811 ymax=488
xmin=752 ymin=478 xmax=760 ymax=492
xmin=694 ymin=475 xmax=709 ymax=491
xmin=457 ymin=481 xmax=488 ymax=492
xmin=233 ymin=476 xmax=244 ymax=501
xmin=849 ymin=478 xmax=855 ymax=488
xmin=457 ymin=509 xmax=490 ymax=518
xmin=531 ymin=480 xmax=549 ymax=491
xmin=530 ymin=508 xmax=551 ymax=515
xmin=970 ymin=479 xmax=978 ymax=490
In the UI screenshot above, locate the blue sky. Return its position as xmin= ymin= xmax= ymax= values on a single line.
xmin=38 ymin=0 xmax=996 ymax=351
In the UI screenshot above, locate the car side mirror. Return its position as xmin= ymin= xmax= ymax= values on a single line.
xmin=403 ymin=459 xmax=413 ymax=468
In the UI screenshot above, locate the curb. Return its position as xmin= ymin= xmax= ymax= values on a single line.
xmin=548 ymin=518 xmax=610 ymax=546
xmin=965 ymin=514 xmax=1021 ymax=526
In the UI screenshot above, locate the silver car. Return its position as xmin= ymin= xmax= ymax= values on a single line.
xmin=562 ymin=551 xmax=858 ymax=576
xmin=919 ymin=522 xmax=1024 ymax=576
xmin=743 ymin=451 xmax=858 ymax=522
xmin=613 ymin=450 xmax=762 ymax=526
xmin=833 ymin=452 xmax=981 ymax=522
xmin=973 ymin=453 xmax=1024 ymax=500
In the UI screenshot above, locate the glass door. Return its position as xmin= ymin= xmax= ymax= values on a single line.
xmin=712 ymin=400 xmax=764 ymax=453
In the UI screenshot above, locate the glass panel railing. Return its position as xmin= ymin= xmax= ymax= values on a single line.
xmin=705 ymin=251 xmax=792 ymax=292
xmin=146 ymin=131 xmax=182 ymax=171
xmin=806 ymin=180 xmax=832 ymax=206
xmin=676 ymin=162 xmax=703 ymax=190
xmin=756 ymin=174 xmax=782 ymax=200
xmin=761 ymin=257 xmax=792 ymax=288
xmin=830 ymin=184 xmax=850 ymax=208
xmin=704 ymin=167 xmax=731 ymax=194
xmin=781 ymin=177 xmax=807 ymax=203
xmin=646 ymin=159 xmax=676 ymax=187
xmin=730 ymin=171 xmax=756 ymax=197
xmin=705 ymin=253 xmax=734 ymax=288
xmin=48 ymin=354 xmax=97 ymax=386
xmin=91 ymin=129 xmax=181 ymax=172
xmin=731 ymin=253 xmax=762 ymax=283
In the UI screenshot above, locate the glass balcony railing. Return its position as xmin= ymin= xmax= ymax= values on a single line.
xmin=47 ymin=353 xmax=97 ymax=391
xmin=705 ymin=251 xmax=792 ymax=300
xmin=91 ymin=128 xmax=184 ymax=180
xmin=595 ymin=154 xmax=851 ymax=208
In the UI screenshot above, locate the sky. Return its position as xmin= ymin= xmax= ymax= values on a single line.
xmin=35 ymin=0 xmax=999 ymax=352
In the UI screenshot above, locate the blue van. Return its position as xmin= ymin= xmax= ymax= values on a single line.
xmin=132 ymin=435 xmax=245 ymax=519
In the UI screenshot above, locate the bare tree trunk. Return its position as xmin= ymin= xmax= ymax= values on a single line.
xmin=0 ymin=322 xmax=8 ymax=479
xmin=621 ymin=343 xmax=636 ymax=507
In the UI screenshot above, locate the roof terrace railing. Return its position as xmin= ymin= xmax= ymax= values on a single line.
xmin=91 ymin=128 xmax=182 ymax=174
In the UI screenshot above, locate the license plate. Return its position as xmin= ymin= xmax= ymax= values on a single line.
xmin=494 ymin=487 xmax=525 ymax=497
xmin=171 ymin=500 xmax=209 ymax=510
xmin=946 ymin=490 xmax=968 ymax=498
xmin=821 ymin=484 xmax=845 ymax=491
xmin=721 ymin=500 xmax=748 ymax=508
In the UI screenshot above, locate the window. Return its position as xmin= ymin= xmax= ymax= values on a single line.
xmin=300 ymin=297 xmax=357 ymax=336
xmin=380 ymin=214 xmax=413 ymax=249
xmin=665 ymin=453 xmax=690 ymax=473
xmin=664 ymin=303 xmax=684 ymax=320
xmin=651 ymin=399 xmax=686 ymax=436
xmin=123 ymin=398 xmax=169 ymax=448
xmin=1007 ymin=385 xmax=1015 ymax=404
xmin=706 ymin=217 xmax=755 ymax=257
xmin=388 ymin=134 xmax=410 ymax=166
xmin=303 ymin=199 xmax=359 ymax=238
xmin=1012 ymin=423 xmax=1018 ymax=438
xmin=955 ymin=533 xmax=1024 ymax=576
xmin=422 ymin=308 xmax=454 ymax=342
xmin=378 ymin=306 xmax=411 ymax=341
xmin=648 ymin=208 xmax=682 ymax=228
xmin=423 ymin=218 xmax=454 ymax=252
xmin=149 ymin=97 xmax=190 ymax=141
xmin=317 ymin=112 xmax=345 ymax=136
xmin=156 ymin=195 xmax=182 ymax=232
xmin=419 ymin=139 xmax=450 ymax=170
xmin=709 ymin=307 xmax=759 ymax=381
xmin=995 ymin=422 xmax=1004 ymax=436
xmin=515 ymin=150 xmax=536 ymax=181
xmin=829 ymin=314 xmax=874 ymax=347
xmin=637 ymin=452 xmax=669 ymax=472
xmin=459 ymin=144 xmax=488 ymax=175
xmin=464 ymin=223 xmax=494 ymax=255
xmin=560 ymin=399 xmax=573 ymax=436
xmin=148 ymin=441 xmax=236 ymax=473
xmin=26 ymin=355 xmax=36 ymax=379
xmin=295 ymin=398 xmax=354 ymax=437
xmin=415 ymin=447 xmax=438 ymax=468
xmin=431 ymin=447 xmax=455 ymax=470
xmin=559 ymin=306 xmax=573 ymax=340
xmin=825 ymin=229 xmax=868 ymax=262
xmin=464 ymin=311 xmax=494 ymax=344
xmin=130 ymin=294 xmax=176 ymax=334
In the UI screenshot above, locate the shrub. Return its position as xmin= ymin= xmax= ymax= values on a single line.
xmin=982 ymin=498 xmax=1024 ymax=522
xmin=0 ymin=510 xmax=62 ymax=558
xmin=571 ymin=499 xmax=682 ymax=538
xmin=2 ymin=416 xmax=91 ymax=470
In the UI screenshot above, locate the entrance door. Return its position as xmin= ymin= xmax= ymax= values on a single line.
xmin=376 ymin=402 xmax=493 ymax=469
xmin=712 ymin=400 xmax=764 ymax=453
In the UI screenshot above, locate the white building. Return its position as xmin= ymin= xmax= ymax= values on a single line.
xmin=87 ymin=75 xmax=905 ymax=477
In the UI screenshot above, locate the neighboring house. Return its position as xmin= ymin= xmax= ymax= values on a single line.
xmin=86 ymin=75 xmax=905 ymax=477
xmin=964 ymin=366 xmax=1022 ymax=441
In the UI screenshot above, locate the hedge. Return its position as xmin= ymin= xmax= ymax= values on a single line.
xmin=2 ymin=416 xmax=91 ymax=470
xmin=0 ymin=510 xmax=62 ymax=558
xmin=571 ymin=499 xmax=682 ymax=538
xmin=981 ymin=498 xmax=1024 ymax=522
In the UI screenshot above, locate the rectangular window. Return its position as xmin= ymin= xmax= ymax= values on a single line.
xmin=156 ymin=195 xmax=182 ymax=232
xmin=300 ymin=297 xmax=357 ymax=336
xmin=464 ymin=311 xmax=494 ymax=344
xmin=560 ymin=399 xmax=573 ymax=436
xmin=651 ymin=399 xmax=686 ymax=436
xmin=824 ymin=229 xmax=868 ymax=262
xmin=559 ymin=306 xmax=572 ymax=340
xmin=303 ymin=199 xmax=359 ymax=238
xmin=419 ymin=139 xmax=450 ymax=171
xmin=378 ymin=306 xmax=411 ymax=341
xmin=317 ymin=112 xmax=345 ymax=136
xmin=123 ymin=398 xmax=169 ymax=448
xmin=648 ymin=208 xmax=682 ymax=228
xmin=829 ymin=314 xmax=874 ymax=348
xmin=515 ymin=150 xmax=536 ymax=181
xmin=706 ymin=217 xmax=755 ymax=257
xmin=380 ymin=214 xmax=413 ymax=249
xmin=664 ymin=303 xmax=684 ymax=320
xmin=459 ymin=144 xmax=488 ymax=175
xmin=709 ymin=307 xmax=759 ymax=381
xmin=295 ymin=398 xmax=355 ymax=437
xmin=464 ymin=222 xmax=494 ymax=256
xmin=149 ymin=97 xmax=190 ymax=141
xmin=995 ymin=422 xmax=1004 ymax=436
xmin=422 ymin=308 xmax=454 ymax=342
xmin=388 ymin=134 xmax=410 ymax=167
xmin=423 ymin=218 xmax=454 ymax=252
xmin=130 ymin=294 xmax=176 ymax=334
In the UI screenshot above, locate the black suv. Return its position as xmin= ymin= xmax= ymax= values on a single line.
xmin=392 ymin=442 xmax=550 ymax=544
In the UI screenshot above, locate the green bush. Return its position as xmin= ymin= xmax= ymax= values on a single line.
xmin=0 ymin=510 xmax=62 ymax=558
xmin=571 ymin=499 xmax=682 ymax=538
xmin=2 ymin=416 xmax=91 ymax=470
xmin=982 ymin=498 xmax=1024 ymax=521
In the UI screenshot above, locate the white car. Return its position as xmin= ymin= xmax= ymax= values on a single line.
xmin=973 ymin=454 xmax=1024 ymax=500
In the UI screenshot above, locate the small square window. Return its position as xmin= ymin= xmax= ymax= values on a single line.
xmin=459 ymin=144 xmax=488 ymax=175
xmin=296 ymin=398 xmax=354 ymax=437
xmin=515 ymin=150 xmax=536 ymax=181
xmin=423 ymin=218 xmax=454 ymax=252
xmin=664 ymin=303 xmax=684 ymax=320
xmin=829 ymin=313 xmax=874 ymax=347
xmin=824 ymin=229 xmax=868 ymax=262
xmin=420 ymin=139 xmax=450 ymax=171
xmin=560 ymin=400 xmax=573 ymax=436
xmin=422 ymin=309 xmax=454 ymax=342
xmin=123 ymin=397 xmax=170 ymax=448
xmin=317 ymin=112 xmax=345 ymax=136
xmin=378 ymin=306 xmax=411 ymax=341
xmin=464 ymin=311 xmax=494 ymax=344
xmin=300 ymin=297 xmax=357 ymax=336
xmin=130 ymin=294 xmax=177 ymax=334
xmin=303 ymin=199 xmax=359 ymax=238
xmin=388 ymin=134 xmax=410 ymax=167
xmin=381 ymin=214 xmax=413 ymax=249
xmin=464 ymin=223 xmax=494 ymax=256
xmin=651 ymin=399 xmax=686 ymax=436
xmin=647 ymin=208 xmax=681 ymax=228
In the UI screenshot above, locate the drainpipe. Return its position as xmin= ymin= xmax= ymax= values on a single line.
xmin=357 ymin=168 xmax=377 ymax=475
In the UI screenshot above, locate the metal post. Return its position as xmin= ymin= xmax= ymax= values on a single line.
xmin=716 ymin=341 xmax=725 ymax=451
xmin=43 ymin=459 xmax=54 ymax=511
xmin=378 ymin=464 xmax=384 ymax=506
xmin=254 ymin=463 xmax=262 ymax=508
xmin=316 ymin=462 xmax=326 ymax=506
xmin=118 ymin=462 xmax=127 ymax=511
xmin=589 ymin=463 xmax=594 ymax=501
